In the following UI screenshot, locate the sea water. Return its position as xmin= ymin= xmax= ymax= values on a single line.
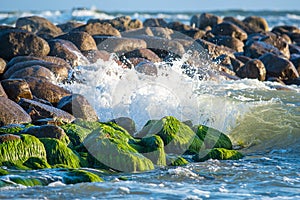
xmin=0 ymin=8 xmax=300 ymax=199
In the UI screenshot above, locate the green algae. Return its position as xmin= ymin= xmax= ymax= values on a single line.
xmin=84 ymin=123 xmax=154 ymax=172
xmin=63 ymin=169 xmax=104 ymax=184
xmin=0 ymin=168 xmax=9 ymax=176
xmin=166 ymin=154 xmax=189 ymax=166
xmin=61 ymin=123 xmax=92 ymax=147
xmin=195 ymin=125 xmax=232 ymax=150
xmin=131 ymin=135 xmax=166 ymax=166
xmin=0 ymin=124 xmax=33 ymax=135
xmin=23 ymin=157 xmax=51 ymax=169
xmin=0 ymin=134 xmax=46 ymax=167
xmin=40 ymin=138 xmax=82 ymax=168
xmin=193 ymin=148 xmax=244 ymax=162
xmin=10 ymin=176 xmax=45 ymax=187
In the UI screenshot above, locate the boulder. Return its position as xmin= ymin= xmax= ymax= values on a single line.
xmin=290 ymin=55 xmax=300 ymax=74
xmin=0 ymin=30 xmax=50 ymax=60
xmin=57 ymin=94 xmax=98 ymax=122
xmin=259 ymin=33 xmax=290 ymax=58
xmin=74 ymin=22 xmax=121 ymax=37
xmin=18 ymin=98 xmax=75 ymax=123
xmin=55 ymin=31 xmax=97 ymax=51
xmin=4 ymin=60 xmax=70 ymax=82
xmin=123 ymin=48 xmax=161 ymax=63
xmin=289 ymin=44 xmax=300 ymax=54
xmin=0 ymin=134 xmax=21 ymax=144
xmin=0 ymin=57 xmax=6 ymax=75
xmin=88 ymin=16 xmax=141 ymax=31
xmin=25 ymin=77 xmax=70 ymax=104
xmin=244 ymin=40 xmax=284 ymax=59
xmin=57 ymin=21 xmax=84 ymax=33
xmin=190 ymin=13 xmax=223 ymax=30
xmin=63 ymin=169 xmax=103 ymax=184
xmin=0 ymin=83 xmax=7 ymax=98
xmin=167 ymin=21 xmax=193 ymax=32
xmin=97 ymin=37 xmax=147 ymax=55
xmin=196 ymin=39 xmax=235 ymax=59
xmin=82 ymin=50 xmax=111 ymax=63
xmin=150 ymin=27 xmax=173 ymax=39
xmin=135 ymin=61 xmax=158 ymax=76
xmin=223 ymin=16 xmax=252 ymax=34
xmin=9 ymin=65 xmax=56 ymax=81
xmin=243 ymin=16 xmax=269 ymax=33
xmin=48 ymin=39 xmax=89 ymax=66
xmin=259 ymin=53 xmax=299 ymax=80
xmin=211 ymin=22 xmax=247 ymax=41
xmin=143 ymin=18 xmax=168 ymax=27
xmin=61 ymin=123 xmax=94 ymax=147
xmin=16 ymin=16 xmax=62 ymax=37
xmin=84 ymin=122 xmax=155 ymax=172
xmin=193 ymin=148 xmax=243 ymax=162
xmin=110 ymin=117 xmax=137 ymax=135
xmin=0 ymin=134 xmax=46 ymax=167
xmin=0 ymin=97 xmax=31 ymax=126
xmin=272 ymin=25 xmax=300 ymax=36
xmin=208 ymin=36 xmax=244 ymax=52
xmin=22 ymin=125 xmax=67 ymax=141
xmin=122 ymin=27 xmax=154 ymax=38
xmin=1 ymin=79 xmax=33 ymax=102
xmin=236 ymin=59 xmax=266 ymax=81
xmin=39 ymin=138 xmax=81 ymax=168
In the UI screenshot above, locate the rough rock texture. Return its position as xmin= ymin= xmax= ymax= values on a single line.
xmin=190 ymin=13 xmax=223 ymax=30
xmin=74 ymin=22 xmax=121 ymax=37
xmin=0 ymin=97 xmax=32 ymax=126
xmin=1 ymin=79 xmax=33 ymax=102
xmin=211 ymin=22 xmax=248 ymax=41
xmin=22 ymin=125 xmax=67 ymax=141
xmin=236 ymin=59 xmax=266 ymax=81
xmin=57 ymin=94 xmax=99 ymax=122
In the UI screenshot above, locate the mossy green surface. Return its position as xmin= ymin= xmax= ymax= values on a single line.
xmin=0 ymin=168 xmax=9 ymax=176
xmin=23 ymin=157 xmax=51 ymax=169
xmin=131 ymin=135 xmax=166 ymax=166
xmin=0 ymin=124 xmax=33 ymax=135
xmin=166 ymin=155 xmax=189 ymax=166
xmin=61 ymin=123 xmax=92 ymax=147
xmin=193 ymin=148 xmax=244 ymax=162
xmin=143 ymin=116 xmax=198 ymax=155
xmin=10 ymin=176 xmax=45 ymax=187
xmin=195 ymin=125 xmax=232 ymax=150
xmin=40 ymin=138 xmax=82 ymax=169
xmin=63 ymin=169 xmax=104 ymax=184
xmin=0 ymin=134 xmax=46 ymax=167
xmin=84 ymin=123 xmax=154 ymax=172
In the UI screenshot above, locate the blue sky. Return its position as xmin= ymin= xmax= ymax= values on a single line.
xmin=1 ymin=0 xmax=300 ymax=12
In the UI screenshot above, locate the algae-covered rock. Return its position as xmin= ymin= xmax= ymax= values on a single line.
xmin=0 ymin=134 xmax=46 ymax=167
xmin=39 ymin=138 xmax=82 ymax=168
xmin=166 ymin=154 xmax=189 ymax=166
xmin=141 ymin=116 xmax=200 ymax=155
xmin=63 ymin=169 xmax=104 ymax=184
xmin=195 ymin=125 xmax=232 ymax=150
xmin=61 ymin=123 xmax=92 ymax=147
xmin=0 ymin=168 xmax=9 ymax=176
xmin=10 ymin=176 xmax=45 ymax=187
xmin=193 ymin=148 xmax=243 ymax=162
xmin=84 ymin=122 xmax=154 ymax=172
xmin=130 ymin=135 xmax=166 ymax=166
xmin=23 ymin=157 xmax=51 ymax=169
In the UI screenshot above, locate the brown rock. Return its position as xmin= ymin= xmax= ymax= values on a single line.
xmin=55 ymin=31 xmax=97 ymax=51
xmin=22 ymin=125 xmax=67 ymax=140
xmin=234 ymin=54 xmax=252 ymax=64
xmin=1 ymin=79 xmax=33 ymax=102
xmin=0 ymin=30 xmax=50 ymax=60
xmin=48 ymin=39 xmax=89 ymax=66
xmin=122 ymin=27 xmax=154 ymax=38
xmin=110 ymin=117 xmax=136 ymax=135
xmin=4 ymin=60 xmax=70 ymax=82
xmin=211 ymin=22 xmax=248 ymax=41
xmin=290 ymin=32 xmax=300 ymax=44
xmin=208 ymin=36 xmax=244 ymax=52
xmin=0 ymin=83 xmax=7 ymax=98
xmin=9 ymin=65 xmax=56 ymax=81
xmin=82 ymin=50 xmax=111 ymax=63
xmin=57 ymin=21 xmax=84 ymax=33
xmin=272 ymin=25 xmax=300 ymax=36
xmin=259 ymin=53 xmax=299 ymax=80
xmin=25 ymin=77 xmax=71 ymax=104
xmin=243 ymin=16 xmax=269 ymax=33
xmin=244 ymin=40 xmax=284 ymax=59
xmin=135 ymin=61 xmax=158 ymax=76
xmin=123 ymin=48 xmax=161 ymax=63
xmin=0 ymin=96 xmax=32 ymax=126
xmin=0 ymin=57 xmax=6 ymax=75
xmin=236 ymin=59 xmax=266 ymax=81
xmin=0 ymin=134 xmax=21 ymax=143
xmin=89 ymin=16 xmax=140 ymax=31
xmin=223 ymin=16 xmax=252 ymax=34
xmin=150 ymin=27 xmax=173 ymax=39
xmin=74 ymin=22 xmax=121 ymax=37
xmin=167 ymin=21 xmax=193 ymax=32
xmin=18 ymin=98 xmax=75 ymax=123
xmin=284 ymin=77 xmax=300 ymax=85
xmin=290 ymin=55 xmax=300 ymax=74
xmin=196 ymin=39 xmax=235 ymax=59
xmin=127 ymin=19 xmax=143 ymax=30
xmin=127 ymin=57 xmax=149 ymax=67
xmin=259 ymin=33 xmax=290 ymax=58
xmin=190 ymin=13 xmax=223 ymax=30
xmin=57 ymin=94 xmax=98 ymax=122
xmin=97 ymin=37 xmax=147 ymax=55
xmin=16 ymin=16 xmax=62 ymax=37
xmin=143 ymin=18 xmax=168 ymax=28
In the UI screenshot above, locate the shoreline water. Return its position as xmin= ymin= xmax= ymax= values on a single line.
xmin=0 ymin=9 xmax=299 ymax=199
